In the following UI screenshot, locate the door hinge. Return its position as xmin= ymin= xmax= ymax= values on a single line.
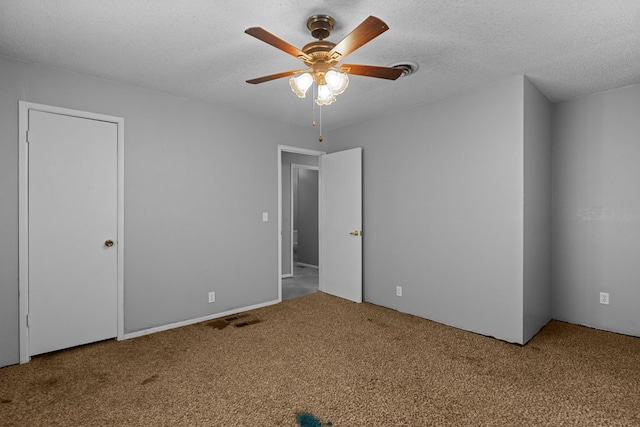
xmin=26 ymin=313 xmax=30 ymax=327
xmin=26 ymin=130 xmax=31 ymax=143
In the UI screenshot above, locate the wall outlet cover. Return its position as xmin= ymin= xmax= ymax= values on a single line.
xmin=599 ymin=292 xmax=609 ymax=305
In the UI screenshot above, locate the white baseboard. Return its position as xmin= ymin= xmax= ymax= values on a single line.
xmin=281 ymin=273 xmax=293 ymax=279
xmin=122 ymin=299 xmax=280 ymax=340
xmin=297 ymin=262 xmax=319 ymax=269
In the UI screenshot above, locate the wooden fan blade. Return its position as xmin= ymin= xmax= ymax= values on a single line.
xmin=246 ymin=69 xmax=306 ymax=84
xmin=245 ymin=27 xmax=311 ymax=61
xmin=328 ymin=16 xmax=390 ymax=60
xmin=340 ymin=64 xmax=404 ymax=80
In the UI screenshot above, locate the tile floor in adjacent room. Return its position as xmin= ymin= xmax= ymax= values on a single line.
xmin=282 ymin=264 xmax=318 ymax=300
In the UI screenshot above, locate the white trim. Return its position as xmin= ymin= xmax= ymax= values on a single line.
xmin=18 ymin=101 xmax=125 ymax=364
xmin=296 ymin=262 xmax=319 ymax=270
xmin=116 ymin=114 xmax=125 ymax=341
xmin=281 ymin=274 xmax=294 ymax=279
xmin=290 ymin=166 xmax=295 ymax=277
xmin=318 ymin=156 xmax=324 ymax=293
xmin=279 ymin=145 xmax=326 ymax=157
xmin=18 ymin=103 xmax=29 ymax=363
xmin=277 ymin=145 xmax=324 ymax=303
xmin=291 ymin=163 xmax=320 ymax=171
xmin=123 ymin=299 xmax=279 ymax=340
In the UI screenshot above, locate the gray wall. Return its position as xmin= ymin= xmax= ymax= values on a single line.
xmin=296 ymin=168 xmax=319 ymax=266
xmin=280 ymin=153 xmax=318 ymax=276
xmin=3 ymin=51 xmax=636 ymax=366
xmin=0 ymin=55 xmax=324 ymax=367
xmin=552 ymin=83 xmax=640 ymax=336
xmin=523 ymin=78 xmax=552 ymax=342
xmin=327 ymin=76 xmax=527 ymax=343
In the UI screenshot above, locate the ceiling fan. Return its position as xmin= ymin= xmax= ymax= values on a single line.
xmin=245 ymin=15 xmax=403 ymax=106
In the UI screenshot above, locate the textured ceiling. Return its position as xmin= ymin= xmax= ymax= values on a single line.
xmin=1 ymin=1 xmax=639 ymax=130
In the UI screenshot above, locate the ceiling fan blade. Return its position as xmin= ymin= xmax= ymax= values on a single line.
xmin=246 ymin=69 xmax=306 ymax=84
xmin=328 ymin=16 xmax=390 ymax=60
xmin=245 ymin=27 xmax=311 ymax=61
xmin=340 ymin=64 xmax=404 ymax=80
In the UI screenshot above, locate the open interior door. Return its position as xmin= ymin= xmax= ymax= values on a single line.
xmin=320 ymin=147 xmax=362 ymax=303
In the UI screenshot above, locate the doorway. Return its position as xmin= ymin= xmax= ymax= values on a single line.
xmin=285 ymin=164 xmax=319 ymax=300
xmin=278 ymin=146 xmax=324 ymax=301
xmin=18 ymin=102 xmax=124 ymax=363
xmin=277 ymin=145 xmax=363 ymax=304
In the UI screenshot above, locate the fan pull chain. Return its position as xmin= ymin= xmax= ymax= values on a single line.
xmin=319 ymin=105 xmax=323 ymax=142
xmin=311 ymin=83 xmax=317 ymax=127
xmin=309 ymin=83 xmax=322 ymax=142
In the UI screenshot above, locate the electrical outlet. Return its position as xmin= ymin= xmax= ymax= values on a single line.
xmin=599 ymin=292 xmax=609 ymax=305
xmin=396 ymin=286 xmax=402 ymax=297
xmin=208 ymin=291 xmax=215 ymax=303
xmin=262 ymin=212 xmax=268 ymax=222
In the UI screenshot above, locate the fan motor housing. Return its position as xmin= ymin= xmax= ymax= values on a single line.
xmin=302 ymin=40 xmax=336 ymax=57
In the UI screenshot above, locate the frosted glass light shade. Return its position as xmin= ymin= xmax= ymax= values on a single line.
xmin=289 ymin=73 xmax=314 ymax=98
xmin=325 ymin=70 xmax=349 ymax=95
xmin=316 ymin=83 xmax=336 ymax=106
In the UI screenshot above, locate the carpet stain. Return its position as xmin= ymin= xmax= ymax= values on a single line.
xmin=206 ymin=319 xmax=229 ymax=330
xmin=37 ymin=377 xmax=59 ymax=389
xmin=205 ymin=314 xmax=262 ymax=330
xmin=44 ymin=377 xmax=58 ymax=385
xmin=141 ymin=374 xmax=159 ymax=385
xmin=366 ymin=318 xmax=389 ymax=328
xmin=1 ymin=399 xmax=12 ymax=404
xmin=296 ymin=412 xmax=332 ymax=427
xmin=234 ymin=319 xmax=261 ymax=328
xmin=94 ymin=372 xmax=109 ymax=383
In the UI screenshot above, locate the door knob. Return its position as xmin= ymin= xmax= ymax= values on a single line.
xmin=349 ymin=230 xmax=361 ymax=236
xmin=105 ymin=240 xmax=114 ymax=247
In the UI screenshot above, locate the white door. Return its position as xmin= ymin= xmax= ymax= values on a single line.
xmin=320 ymin=148 xmax=362 ymax=303
xmin=28 ymin=110 xmax=118 ymax=356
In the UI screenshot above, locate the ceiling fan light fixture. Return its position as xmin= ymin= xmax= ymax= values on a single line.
xmin=289 ymin=72 xmax=314 ymax=98
xmin=316 ymin=83 xmax=336 ymax=105
xmin=325 ymin=70 xmax=349 ymax=95
xmin=246 ymin=14 xmax=403 ymax=133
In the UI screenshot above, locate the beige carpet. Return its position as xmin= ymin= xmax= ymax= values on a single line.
xmin=1 ymin=292 xmax=639 ymax=426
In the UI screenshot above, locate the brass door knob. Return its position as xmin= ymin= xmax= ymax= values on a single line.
xmin=105 ymin=240 xmax=114 ymax=247
xmin=349 ymin=230 xmax=361 ymax=236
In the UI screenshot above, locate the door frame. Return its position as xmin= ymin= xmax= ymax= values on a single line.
xmin=290 ymin=163 xmax=320 ymax=271
xmin=277 ymin=145 xmax=324 ymax=301
xmin=18 ymin=101 xmax=125 ymax=363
